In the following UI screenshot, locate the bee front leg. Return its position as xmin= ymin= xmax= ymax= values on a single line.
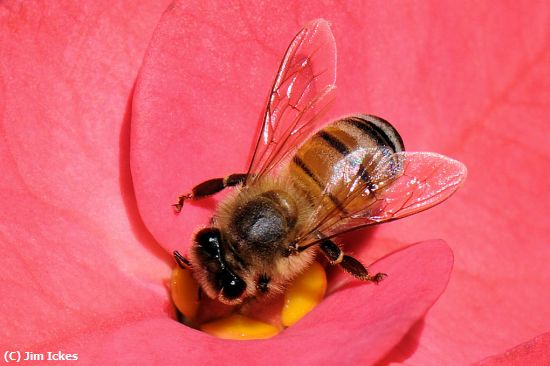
xmin=173 ymin=173 xmax=248 ymax=213
xmin=319 ymin=239 xmax=386 ymax=283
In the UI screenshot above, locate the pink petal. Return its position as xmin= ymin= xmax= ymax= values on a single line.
xmin=131 ymin=1 xmax=280 ymax=254
xmin=375 ymin=2 xmax=550 ymax=364
xmin=52 ymin=240 xmax=453 ymax=365
xmin=0 ymin=0 xmax=171 ymax=351
xmin=132 ymin=2 xmax=550 ymax=363
xmin=473 ymin=332 xmax=550 ymax=366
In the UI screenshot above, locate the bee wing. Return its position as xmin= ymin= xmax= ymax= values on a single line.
xmin=245 ymin=19 xmax=337 ymax=184
xmin=296 ymin=151 xmax=467 ymax=246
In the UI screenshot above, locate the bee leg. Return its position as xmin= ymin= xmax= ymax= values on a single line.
xmin=173 ymin=173 xmax=248 ymax=212
xmin=173 ymin=250 xmax=192 ymax=269
xmin=340 ymin=256 xmax=387 ymax=283
xmin=320 ymin=239 xmax=386 ymax=283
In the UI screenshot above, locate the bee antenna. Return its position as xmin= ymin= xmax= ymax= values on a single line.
xmin=173 ymin=251 xmax=192 ymax=269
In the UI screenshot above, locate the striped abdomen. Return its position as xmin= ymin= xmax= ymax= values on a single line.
xmin=288 ymin=114 xmax=404 ymax=216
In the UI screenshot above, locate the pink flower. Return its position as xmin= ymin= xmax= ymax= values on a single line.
xmin=1 ymin=1 xmax=548 ymax=365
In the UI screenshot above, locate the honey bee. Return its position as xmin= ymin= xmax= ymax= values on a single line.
xmin=173 ymin=19 xmax=467 ymax=305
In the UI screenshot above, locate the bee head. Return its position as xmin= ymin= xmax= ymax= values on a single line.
xmin=190 ymin=227 xmax=247 ymax=304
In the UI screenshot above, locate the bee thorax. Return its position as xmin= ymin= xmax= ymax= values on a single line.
xmin=228 ymin=190 xmax=297 ymax=257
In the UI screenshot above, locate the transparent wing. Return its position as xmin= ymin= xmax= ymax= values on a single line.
xmin=294 ymin=151 xmax=467 ymax=247
xmin=245 ymin=19 xmax=337 ymax=184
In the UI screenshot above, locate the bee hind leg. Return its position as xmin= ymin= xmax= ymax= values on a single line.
xmin=340 ymin=256 xmax=387 ymax=283
xmin=319 ymin=239 xmax=386 ymax=283
xmin=173 ymin=173 xmax=248 ymax=213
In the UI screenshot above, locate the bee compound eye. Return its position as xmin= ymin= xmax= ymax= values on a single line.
xmin=218 ymin=270 xmax=246 ymax=300
xmin=195 ymin=227 xmax=222 ymax=259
